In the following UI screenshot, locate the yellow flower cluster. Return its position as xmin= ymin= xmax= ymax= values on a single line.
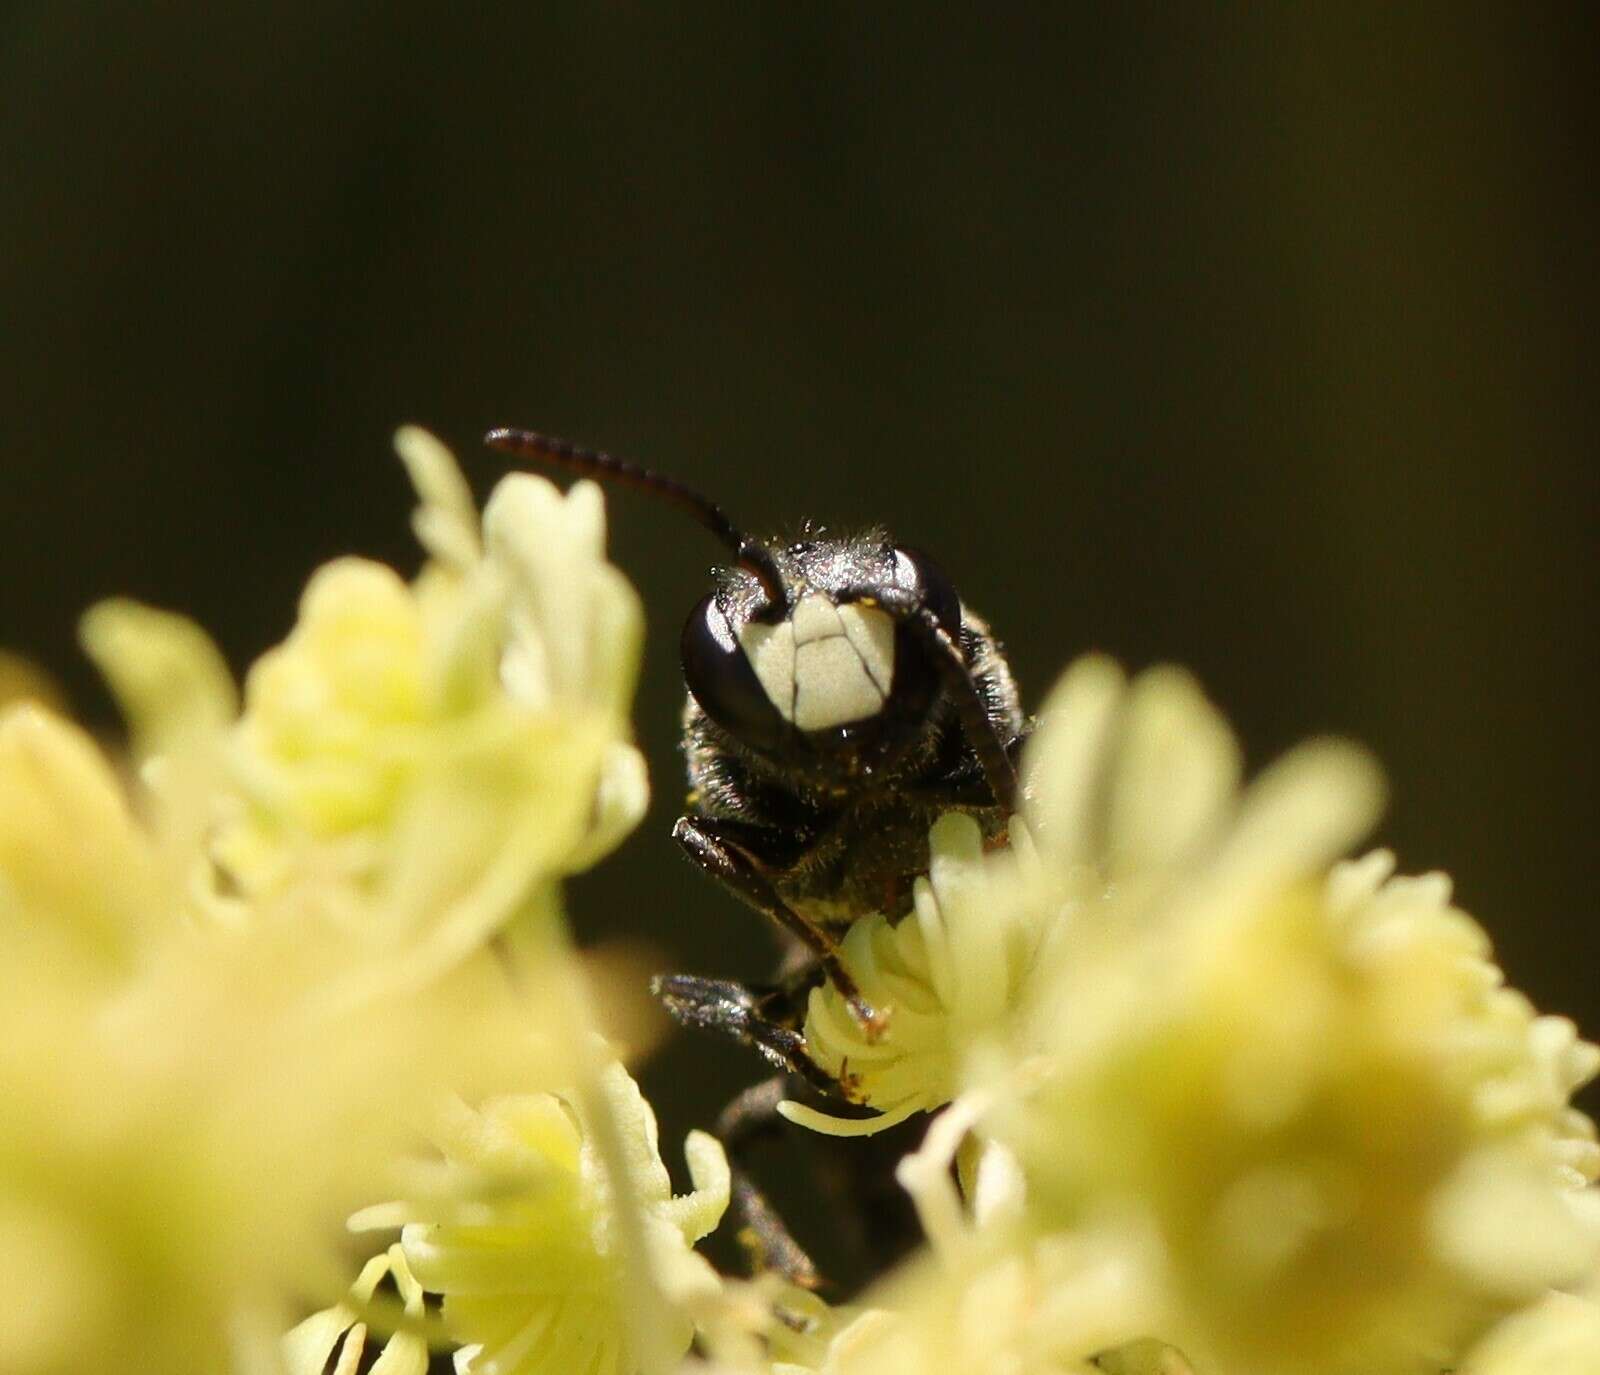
xmin=6 ymin=421 xmax=1596 ymax=1375
xmin=337 ymin=1060 xmax=729 ymax=1375
xmin=218 ymin=426 xmax=646 ymax=925
xmin=1458 ymin=1279 xmax=1600 ymax=1374
xmin=1009 ymin=663 xmax=1599 ymax=1375
xmin=0 ymin=430 xmax=657 ymax=1375
xmin=784 ymin=656 xmax=1600 ymax=1375
xmin=0 ymin=697 xmax=551 ymax=1375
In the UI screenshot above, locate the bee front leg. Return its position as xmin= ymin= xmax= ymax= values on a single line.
xmin=672 ymin=815 xmax=887 ymax=1040
xmin=651 ymin=972 xmax=837 ymax=1095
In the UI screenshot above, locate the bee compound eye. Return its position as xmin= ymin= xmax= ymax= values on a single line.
xmin=680 ymin=593 xmax=790 ymax=752
xmin=893 ymin=547 xmax=963 ymax=637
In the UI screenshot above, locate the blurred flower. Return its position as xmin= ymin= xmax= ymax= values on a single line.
xmin=788 ymin=656 xmax=1255 ymax=1137
xmin=0 ymin=707 xmax=554 ymax=1375
xmin=0 ymin=648 xmax=66 ymax=714
xmin=80 ymin=598 xmax=237 ymax=765
xmin=349 ymin=1058 xmax=729 ymax=1375
xmin=78 ymin=599 xmax=245 ymax=928
xmin=0 ymin=705 xmax=164 ymax=977
xmin=1002 ymin=658 xmax=1600 ymax=1375
xmin=1459 ymin=1284 xmax=1600 ymax=1375
xmin=283 ymin=1245 xmax=432 ymax=1375
xmin=792 ymin=1248 xmax=1150 ymax=1375
xmin=783 ymin=654 xmax=1599 ymax=1375
xmin=217 ymin=426 xmax=647 ymax=927
xmin=762 ymin=1099 xmax=1167 ymax=1375
xmin=693 ymin=1280 xmax=864 ymax=1375
xmin=0 ymin=428 xmax=655 ymax=1375
xmin=1092 ymin=1339 xmax=1200 ymax=1375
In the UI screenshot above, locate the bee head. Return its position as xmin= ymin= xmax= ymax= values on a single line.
xmin=680 ymin=540 xmax=962 ymax=763
xmin=483 ymin=428 xmax=966 ymax=770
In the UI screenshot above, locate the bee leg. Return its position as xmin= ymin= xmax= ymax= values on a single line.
xmin=672 ymin=816 xmax=887 ymax=1040
xmin=715 ymin=1074 xmax=823 ymax=1288
xmin=651 ymin=972 xmax=838 ymax=1095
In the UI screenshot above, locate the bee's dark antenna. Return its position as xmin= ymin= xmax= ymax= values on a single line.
xmin=484 ymin=427 xmax=787 ymax=605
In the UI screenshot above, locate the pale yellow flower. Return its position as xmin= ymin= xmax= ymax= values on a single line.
xmin=797 ymin=1256 xmax=1144 ymax=1375
xmin=789 ymin=653 xmax=1599 ymax=1375
xmin=0 ymin=744 xmax=551 ymax=1374
xmin=788 ymin=657 xmax=1263 ymax=1136
xmin=690 ymin=1100 xmax=1193 ymax=1375
xmin=79 ymin=599 xmax=237 ymax=765
xmin=0 ymin=426 xmax=656 ymax=1375
xmin=283 ymin=1245 xmax=432 ymax=1375
xmin=0 ymin=705 xmax=163 ymax=976
xmin=764 ymin=1102 xmax=1164 ymax=1375
xmin=351 ymin=1059 xmax=729 ymax=1375
xmin=1092 ymin=1339 xmax=1199 ymax=1375
xmin=1459 ymin=1287 xmax=1600 ymax=1374
xmin=1002 ymin=659 xmax=1600 ymax=1375
xmin=218 ymin=427 xmax=646 ymax=914
xmin=0 ymin=649 xmax=65 ymax=713
xmin=78 ymin=600 xmax=245 ymax=925
xmin=789 ymin=657 xmax=1254 ymax=1134
xmin=705 ymin=1286 xmax=863 ymax=1375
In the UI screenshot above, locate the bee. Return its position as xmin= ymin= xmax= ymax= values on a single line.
xmin=485 ymin=428 xmax=1027 ymax=1285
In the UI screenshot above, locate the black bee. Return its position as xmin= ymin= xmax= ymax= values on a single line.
xmin=485 ymin=428 xmax=1027 ymax=1286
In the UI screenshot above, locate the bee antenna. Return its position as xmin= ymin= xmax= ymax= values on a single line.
xmin=484 ymin=427 xmax=786 ymax=604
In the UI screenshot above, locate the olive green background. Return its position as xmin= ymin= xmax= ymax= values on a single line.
xmin=3 ymin=4 xmax=1596 ymax=1245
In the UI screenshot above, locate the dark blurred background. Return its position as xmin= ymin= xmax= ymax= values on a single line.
xmin=3 ymin=3 xmax=1596 ymax=1265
